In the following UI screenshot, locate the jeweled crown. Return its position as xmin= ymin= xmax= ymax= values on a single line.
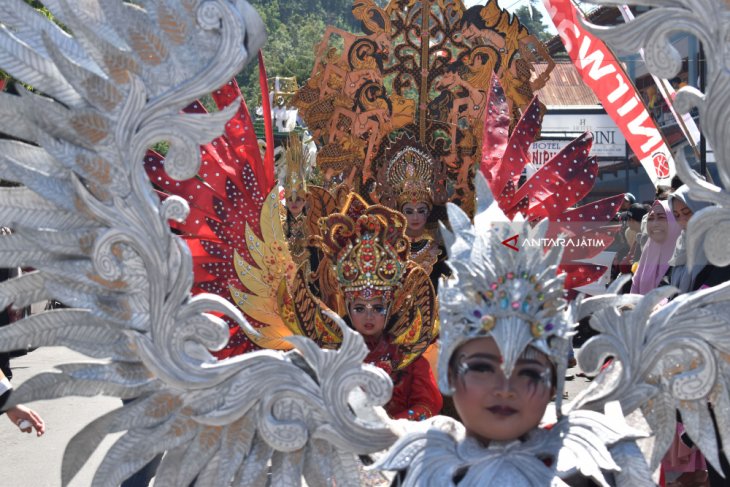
xmin=373 ymin=132 xmax=449 ymax=212
xmin=316 ymin=193 xmax=410 ymax=301
xmin=381 ymin=138 xmax=435 ymax=209
xmin=438 ymin=174 xmax=575 ymax=393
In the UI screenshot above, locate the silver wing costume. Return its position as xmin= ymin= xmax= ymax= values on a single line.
xmin=0 ymin=1 xmax=393 ymax=485
xmin=1 ymin=0 xmax=730 ymax=486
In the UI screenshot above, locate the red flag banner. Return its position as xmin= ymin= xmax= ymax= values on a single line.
xmin=543 ymin=0 xmax=675 ymax=186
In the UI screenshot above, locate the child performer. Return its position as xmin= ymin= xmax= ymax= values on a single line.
xmin=377 ymin=176 xmax=647 ymax=485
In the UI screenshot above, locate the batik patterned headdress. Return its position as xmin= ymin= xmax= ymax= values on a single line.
xmin=438 ymin=174 xmax=575 ymax=400
xmin=293 ymin=0 xmax=554 ymax=214
xmin=316 ymin=192 xmax=410 ymax=301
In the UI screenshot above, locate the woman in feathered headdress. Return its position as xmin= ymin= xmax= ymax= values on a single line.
xmin=376 ymin=176 xmax=645 ymax=485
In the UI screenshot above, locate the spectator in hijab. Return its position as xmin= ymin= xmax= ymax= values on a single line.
xmin=668 ymin=185 xmax=730 ymax=487
xmin=668 ymin=185 xmax=714 ymax=293
xmin=630 ymin=200 xmax=682 ymax=294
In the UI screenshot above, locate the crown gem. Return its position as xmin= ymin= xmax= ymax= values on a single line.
xmin=481 ymin=315 xmax=496 ymax=331
xmin=530 ymin=321 xmax=544 ymax=337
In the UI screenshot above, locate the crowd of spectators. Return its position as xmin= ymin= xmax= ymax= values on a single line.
xmin=596 ymin=175 xmax=729 ymax=487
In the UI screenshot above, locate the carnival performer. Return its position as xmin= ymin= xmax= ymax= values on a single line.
xmin=376 ymin=136 xmax=450 ymax=286
xmin=630 ymin=200 xmax=681 ymax=295
xmin=315 ymin=192 xmax=442 ymax=420
xmin=143 ymin=72 xmax=442 ymax=422
xmin=375 ymin=176 xmax=648 ymax=485
xmin=281 ymin=132 xmax=312 ymax=267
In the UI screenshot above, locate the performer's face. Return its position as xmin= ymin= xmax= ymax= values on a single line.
xmin=348 ymin=297 xmax=388 ymax=339
xmin=450 ymin=337 xmax=553 ymax=444
xmin=672 ymin=198 xmax=693 ymax=231
xmin=287 ymin=196 xmax=305 ymax=217
xmin=647 ymin=203 xmax=669 ymax=243
xmin=402 ymin=202 xmax=429 ymax=236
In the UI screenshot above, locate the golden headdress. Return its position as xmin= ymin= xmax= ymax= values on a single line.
xmin=316 ymin=192 xmax=410 ymax=301
xmin=395 ymin=152 xmax=432 ymax=209
xmin=377 ymin=133 xmax=445 ymax=211
xmin=312 ymin=191 xmax=440 ymax=370
xmin=282 ymin=132 xmax=310 ymax=201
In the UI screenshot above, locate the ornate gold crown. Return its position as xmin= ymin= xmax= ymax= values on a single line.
xmin=316 ymin=193 xmax=410 ymax=301
xmin=377 ymin=134 xmax=443 ymax=210
xmin=397 ymin=160 xmax=431 ymax=209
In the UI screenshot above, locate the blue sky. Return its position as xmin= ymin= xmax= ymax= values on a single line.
xmin=463 ymin=0 xmax=558 ymax=35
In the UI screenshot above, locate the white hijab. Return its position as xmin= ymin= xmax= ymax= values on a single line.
xmin=668 ymin=185 xmax=712 ymax=292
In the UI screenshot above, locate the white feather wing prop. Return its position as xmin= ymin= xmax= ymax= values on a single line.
xmin=0 ymin=2 xmax=394 ymax=486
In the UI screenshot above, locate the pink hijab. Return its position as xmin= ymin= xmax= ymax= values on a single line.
xmin=630 ymin=200 xmax=681 ymax=295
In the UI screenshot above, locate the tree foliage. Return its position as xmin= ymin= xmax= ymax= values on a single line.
xmin=514 ymin=5 xmax=553 ymax=43
xmin=236 ymin=0 xmax=361 ymax=107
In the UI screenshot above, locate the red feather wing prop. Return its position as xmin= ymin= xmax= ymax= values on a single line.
xmin=144 ymin=78 xmax=276 ymax=358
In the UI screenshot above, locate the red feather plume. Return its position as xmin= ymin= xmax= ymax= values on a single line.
xmin=144 ymin=76 xmax=275 ymax=359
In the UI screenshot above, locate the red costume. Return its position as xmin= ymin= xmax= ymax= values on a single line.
xmin=365 ymin=339 xmax=442 ymax=421
xmin=313 ymin=192 xmax=442 ymax=420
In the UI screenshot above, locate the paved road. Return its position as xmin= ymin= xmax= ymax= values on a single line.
xmin=0 ymin=346 xmax=594 ymax=486
xmin=0 ymin=347 xmax=120 ymax=487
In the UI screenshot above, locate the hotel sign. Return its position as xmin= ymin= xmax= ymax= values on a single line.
xmin=530 ymin=112 xmax=626 ymax=166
